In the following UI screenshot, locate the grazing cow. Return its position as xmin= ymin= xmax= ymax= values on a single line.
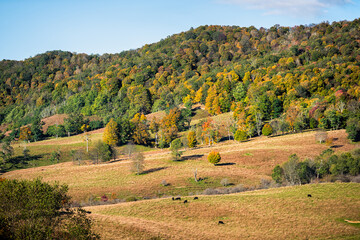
xmin=86 ymin=211 xmax=92 ymax=214
xmin=172 ymin=197 xmax=175 ymax=200
xmin=307 ymin=194 xmax=312 ymax=197
xmin=218 ymin=221 xmax=224 ymax=224
xmin=193 ymin=197 xmax=199 ymax=200
xmin=183 ymin=200 xmax=188 ymax=203
xmin=175 ymin=197 xmax=181 ymax=200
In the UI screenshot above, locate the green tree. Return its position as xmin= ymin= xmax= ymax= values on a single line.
xmin=234 ymin=129 xmax=248 ymax=141
xmin=0 ymin=141 xmax=14 ymax=171
xmin=170 ymin=138 xmax=183 ymax=161
xmin=282 ymin=154 xmax=300 ymax=185
xmin=346 ymin=118 xmax=360 ymax=142
xmin=30 ymin=117 xmax=44 ymax=142
xmin=49 ymin=149 xmax=61 ymax=164
xmin=262 ymin=123 xmax=273 ymax=136
xmin=271 ymin=165 xmax=283 ymax=184
xmin=0 ymin=178 xmax=99 ymax=239
xmin=64 ymin=113 xmax=84 ymax=137
xmin=90 ymin=140 xmax=112 ymax=164
xmin=208 ymin=151 xmax=221 ymax=165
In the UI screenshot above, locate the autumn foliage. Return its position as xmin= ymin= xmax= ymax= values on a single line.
xmin=208 ymin=151 xmax=221 ymax=165
xmin=103 ymin=119 xmax=119 ymax=146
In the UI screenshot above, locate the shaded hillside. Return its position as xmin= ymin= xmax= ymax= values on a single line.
xmin=1 ymin=19 xmax=360 ymax=131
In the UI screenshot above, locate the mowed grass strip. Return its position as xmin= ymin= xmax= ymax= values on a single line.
xmin=86 ymin=183 xmax=360 ymax=240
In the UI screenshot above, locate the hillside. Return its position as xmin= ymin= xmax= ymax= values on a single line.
xmin=85 ymin=183 xmax=360 ymax=239
xmin=1 ymin=19 xmax=360 ymax=133
xmin=3 ymin=129 xmax=357 ymax=202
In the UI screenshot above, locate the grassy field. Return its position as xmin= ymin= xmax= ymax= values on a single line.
xmin=3 ymin=129 xmax=357 ymax=203
xmin=85 ymin=183 xmax=360 ymax=239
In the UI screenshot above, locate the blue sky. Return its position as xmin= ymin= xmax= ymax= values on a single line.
xmin=0 ymin=0 xmax=359 ymax=60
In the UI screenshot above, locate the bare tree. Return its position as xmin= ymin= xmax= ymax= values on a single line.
xmin=83 ymin=133 xmax=91 ymax=153
xmin=315 ymin=131 xmax=328 ymax=144
xmin=125 ymin=141 xmax=136 ymax=159
xmin=130 ymin=152 xmax=145 ymax=175
xmin=193 ymin=168 xmax=198 ymax=182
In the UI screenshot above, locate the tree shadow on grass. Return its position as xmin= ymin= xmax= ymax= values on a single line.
xmin=3 ymin=154 xmax=44 ymax=173
xmin=215 ymin=162 xmax=236 ymax=166
xmin=181 ymin=154 xmax=204 ymax=161
xmin=141 ymin=167 xmax=168 ymax=175
xmin=331 ymin=145 xmax=343 ymax=149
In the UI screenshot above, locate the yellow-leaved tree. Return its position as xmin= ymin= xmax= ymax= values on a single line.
xmin=131 ymin=113 xmax=150 ymax=145
xmin=103 ymin=119 xmax=119 ymax=146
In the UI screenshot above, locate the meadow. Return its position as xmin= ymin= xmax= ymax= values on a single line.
xmin=3 ymin=128 xmax=357 ymax=203
xmin=85 ymin=183 xmax=360 ymax=239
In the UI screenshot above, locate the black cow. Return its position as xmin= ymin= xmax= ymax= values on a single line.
xmin=218 ymin=221 xmax=224 ymax=224
xmin=183 ymin=200 xmax=188 ymax=203
xmin=193 ymin=196 xmax=199 ymax=200
xmin=307 ymin=194 xmax=312 ymax=197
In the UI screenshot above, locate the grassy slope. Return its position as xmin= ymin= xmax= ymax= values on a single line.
xmin=85 ymin=183 xmax=360 ymax=240
xmin=3 ymin=129 xmax=357 ymax=202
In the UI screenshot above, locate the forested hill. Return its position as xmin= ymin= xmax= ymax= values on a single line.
xmin=1 ymin=19 xmax=360 ymax=131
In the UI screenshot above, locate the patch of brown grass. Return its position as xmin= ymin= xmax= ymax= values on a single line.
xmin=85 ymin=183 xmax=360 ymax=240
xmin=3 ymin=130 xmax=357 ymax=202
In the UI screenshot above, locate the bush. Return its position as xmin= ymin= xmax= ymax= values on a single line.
xmin=234 ymin=129 xmax=248 ymax=141
xmin=271 ymin=165 xmax=283 ymax=184
xmin=89 ymin=120 xmax=104 ymax=130
xmin=208 ymin=151 xmax=221 ymax=165
xmin=262 ymin=123 xmax=273 ymax=136
xmin=346 ymin=118 xmax=360 ymax=142
xmin=0 ymin=178 xmax=99 ymax=239
xmin=170 ymin=138 xmax=183 ymax=161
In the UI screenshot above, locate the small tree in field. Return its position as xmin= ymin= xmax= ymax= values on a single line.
xmin=170 ymin=138 xmax=183 ymax=161
xmin=315 ymin=131 xmax=328 ymax=143
xmin=208 ymin=151 xmax=221 ymax=165
xmin=131 ymin=152 xmax=145 ymax=175
xmin=262 ymin=123 xmax=273 ymax=136
xmin=234 ymin=129 xmax=247 ymax=142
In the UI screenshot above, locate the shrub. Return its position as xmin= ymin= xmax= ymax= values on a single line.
xmin=309 ymin=118 xmax=318 ymax=129
xmin=208 ymin=151 xmax=221 ymax=165
xmin=0 ymin=178 xmax=99 ymax=239
xmin=271 ymin=165 xmax=283 ymax=184
xmin=262 ymin=123 xmax=273 ymax=136
xmin=89 ymin=120 xmax=104 ymax=130
xmin=346 ymin=118 xmax=360 ymax=142
xmin=170 ymin=138 xmax=183 ymax=161
xmin=161 ymin=180 xmax=169 ymax=186
xmin=234 ymin=129 xmax=248 ymax=141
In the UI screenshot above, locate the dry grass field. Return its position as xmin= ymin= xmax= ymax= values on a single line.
xmin=3 ymin=129 xmax=357 ymax=203
xmin=85 ymin=182 xmax=360 ymax=240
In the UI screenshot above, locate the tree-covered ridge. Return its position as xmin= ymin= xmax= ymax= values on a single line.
xmin=0 ymin=19 xmax=360 ymax=129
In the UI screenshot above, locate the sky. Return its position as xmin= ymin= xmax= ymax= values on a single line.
xmin=0 ymin=0 xmax=359 ymax=61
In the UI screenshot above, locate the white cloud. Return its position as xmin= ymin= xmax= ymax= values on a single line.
xmin=219 ymin=0 xmax=352 ymax=17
